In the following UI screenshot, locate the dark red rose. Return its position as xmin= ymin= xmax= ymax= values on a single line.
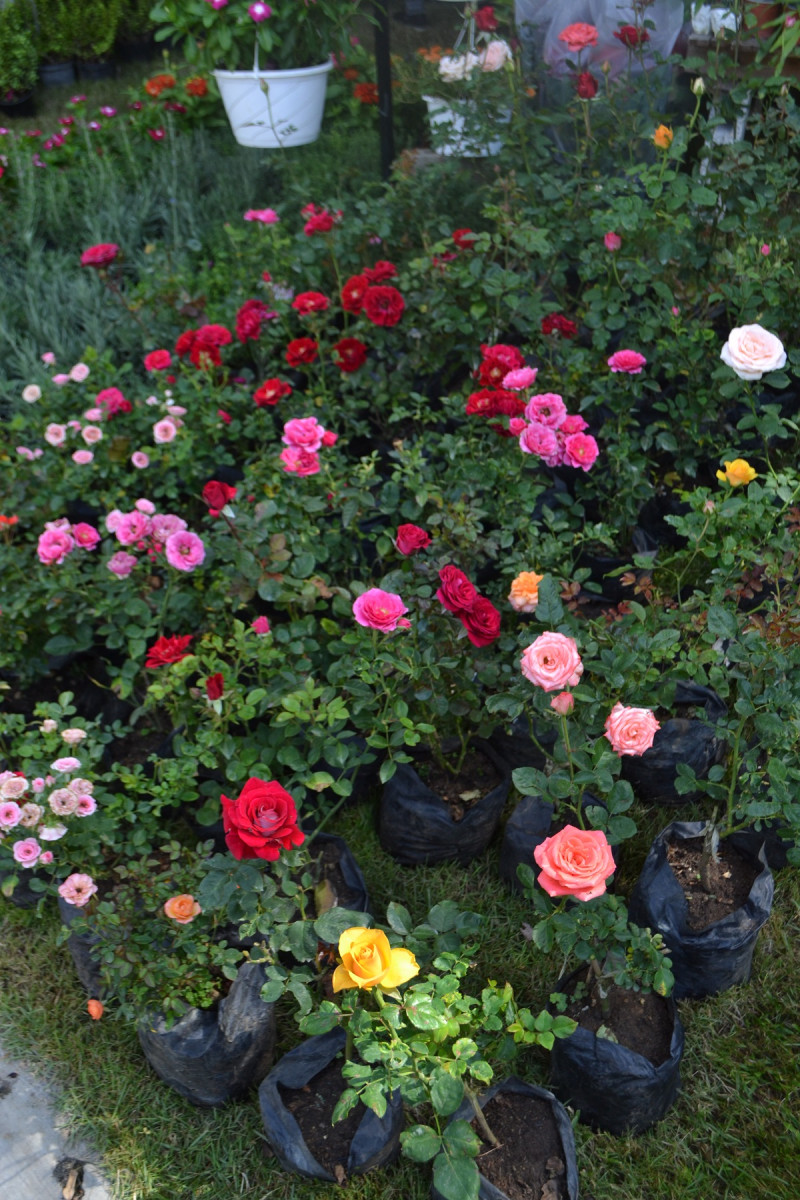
xmin=340 ymin=274 xmax=369 ymax=314
xmin=436 ymin=565 xmax=478 ymax=615
xmin=576 ymin=72 xmax=598 ymax=100
xmin=217 ymin=409 xmax=231 ymax=424
xmin=175 ymin=330 xmax=196 ymax=358
xmin=453 ymin=228 xmax=477 ymax=250
xmin=332 ymin=337 xmax=367 ymax=373
xmin=465 ymin=387 xmax=521 ymax=418
xmin=475 ymin=5 xmax=498 ymax=32
xmin=362 ymin=284 xmax=405 ymax=327
xmin=285 ymin=337 xmax=319 ymax=368
xmin=396 ymin=523 xmax=431 ymax=555
xmin=541 ymin=313 xmax=578 ymax=338
xmin=143 ymin=349 xmax=172 ymax=371
xmin=363 ymin=260 xmax=397 ymax=282
xmin=465 ymin=388 xmax=499 ymax=417
xmin=202 ymin=480 xmax=237 ymax=515
xmin=197 ymin=323 xmax=232 ymax=346
xmin=478 ymin=343 xmax=524 ymax=387
xmin=235 ymin=299 xmax=270 ymax=343
xmin=189 ymin=338 xmax=222 ymax=369
xmin=613 ymin=24 xmax=649 ymax=47
xmin=460 ymin=595 xmax=501 ymax=647
xmin=291 ymin=291 xmax=330 ymax=315
xmin=220 ymin=777 xmax=305 ymax=861
xmin=80 ymin=242 xmax=118 ymax=267
xmin=254 ymin=377 xmax=293 ymax=406
xmin=205 ymin=672 xmax=224 ymax=700
xmin=144 ymin=634 xmax=193 ymax=668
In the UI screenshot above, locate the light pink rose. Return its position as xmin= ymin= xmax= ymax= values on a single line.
xmin=44 ymin=423 xmax=67 ymax=447
xmin=61 ymin=728 xmax=87 ymax=744
xmin=81 ymin=425 xmax=103 ymax=444
xmin=131 ymin=451 xmax=150 ymax=469
xmin=520 ymin=632 xmax=583 ymax=692
xmin=51 ymin=756 xmax=81 ymax=773
xmin=75 ymin=794 xmax=97 ymax=816
xmin=69 ymin=362 xmax=90 ymax=382
xmin=115 ymin=511 xmax=151 ymax=545
xmin=523 ymin=393 xmax=567 ymax=428
xmin=519 ymin=422 xmax=559 ymax=461
xmin=604 ymin=702 xmax=660 ymax=756
xmin=480 ymin=38 xmax=513 ymax=71
xmin=72 ymin=450 xmax=94 ymax=464
xmin=0 ymin=802 xmax=22 ymax=828
xmin=550 ymin=691 xmax=575 ymax=716
xmin=503 ymin=367 xmax=539 ymax=391
xmin=352 ymin=588 xmax=410 ymax=632
xmin=22 ymin=384 xmax=41 ymax=403
xmin=49 ymin=788 xmax=79 ymax=816
xmin=153 ymin=418 xmax=178 ymax=444
xmin=134 ymin=498 xmax=156 ymax=514
xmin=68 ymin=778 xmax=93 ymax=796
xmin=40 ymin=719 xmax=58 ymax=733
xmin=71 ymin=523 xmax=100 ymax=550
xmin=12 ymin=838 xmax=41 ymax=867
xmin=0 ymin=777 xmax=27 ymax=800
xmin=37 ymin=528 xmax=74 ymax=565
xmin=282 ymin=416 xmax=326 ymax=453
xmin=106 ymin=551 xmax=138 ymax=577
xmin=534 ymin=825 xmax=615 ymax=901
xmin=41 ymin=351 xmax=56 ymax=365
xmin=562 ymin=432 xmax=599 ymax=471
xmin=52 ymin=373 xmax=71 ymax=386
xmin=58 ymin=873 xmax=97 ymax=906
xmin=150 ymin=513 xmax=187 ymax=542
xmin=39 ymin=823 xmax=67 ymax=842
xmin=165 ymin=530 xmax=206 ymax=572
xmin=720 ymin=324 xmax=786 ymax=381
xmin=39 ymin=851 xmax=54 ymax=865
xmin=608 ymin=349 xmax=646 ymax=374
xmin=16 ymin=447 xmax=35 ymax=460
xmin=105 ymin=509 xmax=124 ymax=532
xmin=18 ymin=802 xmax=44 ymax=827
xmin=83 ymin=407 xmax=103 ymax=421
xmin=279 ymin=446 xmax=320 ymax=476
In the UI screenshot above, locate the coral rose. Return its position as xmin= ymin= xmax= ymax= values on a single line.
xmin=534 ymin=825 xmax=615 ymax=901
xmin=558 ymin=22 xmax=599 ymax=52
xmin=332 ymin=927 xmax=419 ymax=992
xmin=716 ymin=458 xmax=757 ymax=487
xmin=604 ymin=703 xmax=660 ymax=756
xmin=509 ymin=571 xmax=544 ymax=613
xmin=164 ymin=894 xmax=202 ymax=924
xmin=719 ymin=324 xmax=786 ymax=381
xmin=353 ymin=588 xmax=410 ymax=632
xmin=520 ymin=632 xmax=583 ymax=692
xmin=220 ymin=777 xmax=304 ymax=861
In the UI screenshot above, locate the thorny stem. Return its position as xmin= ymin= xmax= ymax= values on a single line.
xmin=464 ymin=1082 xmax=500 ymax=1148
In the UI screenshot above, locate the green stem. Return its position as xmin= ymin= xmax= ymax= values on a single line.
xmin=464 ymin=1082 xmax=499 ymax=1148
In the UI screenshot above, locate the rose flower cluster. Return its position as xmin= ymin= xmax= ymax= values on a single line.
xmin=105 ymin=498 xmax=205 ymax=575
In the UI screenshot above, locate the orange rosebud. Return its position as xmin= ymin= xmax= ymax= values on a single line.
xmin=653 ymin=124 xmax=673 ymax=149
xmin=87 ymin=999 xmax=104 ymax=1020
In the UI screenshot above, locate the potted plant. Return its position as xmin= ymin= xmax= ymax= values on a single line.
xmin=0 ymin=0 xmax=39 ymax=114
xmin=148 ymin=0 xmax=363 ymax=147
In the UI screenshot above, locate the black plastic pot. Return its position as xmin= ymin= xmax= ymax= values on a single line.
xmin=39 ymin=61 xmax=76 ymax=87
xmin=138 ymin=961 xmax=277 ymax=1106
xmin=77 ymin=60 xmax=116 ymax=81
xmin=258 ymin=1028 xmax=403 ymax=1182
xmin=628 ymin=821 xmax=774 ymax=999
xmin=379 ymin=743 xmax=510 ymax=866
xmin=549 ymin=968 xmax=684 ymax=1135
xmin=58 ymin=895 xmax=102 ymax=995
xmin=487 ymin=714 xmax=557 ymax=773
xmin=0 ymin=90 xmax=36 ymax=118
xmin=576 ymin=526 xmax=658 ymax=604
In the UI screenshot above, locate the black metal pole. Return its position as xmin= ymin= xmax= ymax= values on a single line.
xmin=373 ymin=3 xmax=395 ymax=179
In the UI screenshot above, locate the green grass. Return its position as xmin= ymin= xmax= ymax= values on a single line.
xmin=2 ymin=799 xmax=799 ymax=1200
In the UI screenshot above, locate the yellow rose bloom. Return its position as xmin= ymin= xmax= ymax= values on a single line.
xmin=653 ymin=124 xmax=673 ymax=149
xmin=332 ymin=927 xmax=419 ymax=992
xmin=716 ymin=458 xmax=757 ymax=487
xmin=508 ymin=571 xmax=545 ymax=613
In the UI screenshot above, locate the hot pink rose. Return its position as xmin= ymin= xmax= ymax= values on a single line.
xmin=279 ymin=446 xmax=320 ymax=476
xmin=353 ymin=588 xmax=410 ymax=632
xmin=37 ymin=527 xmax=74 ymax=565
xmin=71 ymin=523 xmax=100 ymax=549
xmin=519 ymin=422 xmax=559 ymax=461
xmin=115 ymin=511 xmax=151 ymax=545
xmin=165 ymin=530 xmax=205 ymax=572
xmin=608 ymin=349 xmax=647 ymax=374
xmin=534 ymin=825 xmax=615 ymax=901
xmin=251 ymin=616 xmax=271 ymax=634
xmin=562 ymin=432 xmax=599 ymax=471
xmin=520 ymin=632 xmax=583 ymax=692
xmin=604 ymin=702 xmax=660 ymax=756
xmin=523 ymin=393 xmax=568 ymax=428
xmin=107 ymin=551 xmax=138 ymax=577
xmin=604 ymin=231 xmax=621 ymax=251
xmin=559 ymin=414 xmax=589 ymax=435
xmin=282 ymin=416 xmax=326 ymax=452
xmin=503 ymin=367 xmax=539 ymax=391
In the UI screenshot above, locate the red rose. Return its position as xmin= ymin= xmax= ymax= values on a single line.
xmin=198 ymin=324 xmax=232 ymax=347
xmin=465 ymin=388 xmax=499 ymax=417
xmin=236 ymin=299 xmax=270 ymax=343
xmin=492 ymin=391 xmax=526 ymax=417
xmin=576 ymin=72 xmax=598 ymax=100
xmin=80 ymin=242 xmax=118 ymax=268
xmin=363 ymin=260 xmax=397 ymax=283
xmin=145 ymin=634 xmax=193 ymax=668
xmin=475 ymin=5 xmax=498 ymax=32
xmin=185 ymin=76 xmax=208 ymax=97
xmin=452 ymin=228 xmax=477 ymax=250
xmin=341 ymin=274 xmax=370 ymax=314
xmin=190 ymin=338 xmax=222 ymax=369
xmin=144 ymin=349 xmax=172 ymax=371
xmin=460 ymin=596 xmax=501 ymax=647
xmin=254 ymin=377 xmax=292 ymax=406
xmin=291 ymin=291 xmax=330 ymax=315
xmin=286 ymin=337 xmax=319 ymax=368
xmin=396 ymin=524 xmax=431 ymax=555
xmin=217 ymin=409 xmax=232 ymax=424
xmin=541 ymin=313 xmax=578 ymax=338
xmin=362 ymin=285 xmax=405 ymax=327
xmin=175 ymin=330 xmax=196 ymax=358
xmin=205 ymin=672 xmax=225 ymax=701
xmin=202 ymin=480 xmax=237 ymax=515
xmin=332 ymin=337 xmax=367 ymax=373
xmin=478 ymin=343 xmax=524 ymax=387
xmin=220 ymin=777 xmax=305 ymax=861
xmin=436 ymin=565 xmax=477 ymax=615
xmin=613 ymin=24 xmax=649 ymax=47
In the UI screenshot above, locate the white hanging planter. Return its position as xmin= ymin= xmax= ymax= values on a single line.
xmin=214 ymin=58 xmax=334 ymax=149
xmin=423 ymin=94 xmax=510 ymax=157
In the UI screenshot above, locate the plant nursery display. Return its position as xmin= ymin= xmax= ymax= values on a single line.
xmin=1 ymin=4 xmax=800 ymax=1200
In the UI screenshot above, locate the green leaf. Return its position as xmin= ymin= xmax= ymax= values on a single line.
xmin=442 ymin=1118 xmax=481 ymax=1157
xmin=331 ymin=1088 xmax=360 ymax=1123
xmin=401 ymin=1124 xmax=441 ymax=1163
xmin=706 ymin=605 xmax=739 ymax=640
xmin=379 ymin=758 xmax=396 ymax=784
xmin=433 ymin=1150 xmax=480 ymax=1200
xmin=431 ymin=1069 xmax=465 ymax=1116
xmin=292 ymin=552 xmax=315 ymax=578
xmin=534 ymin=575 xmax=564 ymax=625
xmin=299 ymin=1009 xmax=340 ymax=1036
xmin=361 ymin=1081 xmax=388 ymax=1118
xmin=386 ymin=901 xmax=412 ymax=935
xmin=406 ymin=994 xmax=446 ymax=1031
xmin=314 ymin=907 xmax=372 ymax=944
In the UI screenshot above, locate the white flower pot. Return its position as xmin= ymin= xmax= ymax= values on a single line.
xmin=214 ymin=59 xmax=334 ymax=149
xmin=423 ymin=94 xmax=509 ymax=157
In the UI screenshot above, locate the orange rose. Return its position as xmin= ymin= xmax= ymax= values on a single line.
xmin=534 ymin=825 xmax=615 ymax=901
xmin=653 ymin=124 xmax=673 ymax=149
xmin=508 ymin=571 xmax=544 ymax=613
xmin=332 ymin=928 xmax=419 ymax=992
xmin=716 ymin=458 xmax=757 ymax=487
xmin=87 ymin=999 xmax=104 ymax=1020
xmin=164 ymin=894 xmax=202 ymax=924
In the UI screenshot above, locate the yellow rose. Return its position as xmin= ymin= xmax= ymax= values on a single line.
xmin=716 ymin=458 xmax=757 ymax=487
xmin=653 ymin=124 xmax=673 ymax=149
xmin=332 ymin=927 xmax=419 ymax=992
xmin=508 ymin=571 xmax=544 ymax=613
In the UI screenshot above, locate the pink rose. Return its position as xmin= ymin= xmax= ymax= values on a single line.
xmin=519 ymin=422 xmax=559 ymax=461
xmin=165 ymin=530 xmax=205 ymax=572
xmin=604 ymin=702 xmax=660 ymax=756
xmin=131 ymin=451 xmax=150 ymax=469
xmin=520 ymin=632 xmax=583 ymax=692
xmin=534 ymin=825 xmax=615 ymax=901
xmin=69 ymin=362 xmax=90 ymax=382
xmin=503 ymin=367 xmax=539 ymax=391
xmin=480 ymin=38 xmax=512 ymax=71
xmin=559 ymin=414 xmax=588 ymax=435
xmin=52 ymin=374 xmax=71 ymax=386
xmin=71 ymin=523 xmax=100 ymax=549
xmin=550 ymin=691 xmax=575 ymax=716
xmin=608 ymin=349 xmax=647 ymax=374
xmin=151 ymin=513 xmax=186 ymax=542
xmin=37 ymin=527 xmax=74 ymax=565
xmin=282 ymin=416 xmax=326 ymax=452
xmin=719 ymin=324 xmax=786 ymax=381
xmin=75 ymin=794 xmax=97 ymax=816
xmin=107 ymin=551 xmax=138 ymax=577
xmin=42 ymin=351 xmax=56 ymax=365
xmin=12 ymin=837 xmax=42 ymax=867
xmin=58 ymin=873 xmax=97 ymax=906
xmin=81 ymin=425 xmax=103 ymax=444
xmin=279 ymin=446 xmax=320 ymax=476
xmin=562 ymin=432 xmax=599 ymax=471
xmin=22 ymin=384 xmax=41 ymax=403
xmin=352 ymin=588 xmax=410 ymax=632
xmin=523 ymin=393 xmax=567 ymax=428
xmin=244 ymin=208 xmax=279 ymax=223
xmin=604 ymin=231 xmax=621 ymax=251
xmin=153 ymin=418 xmax=178 ymax=444
xmin=115 ymin=511 xmax=151 ymax=545
xmin=72 ymin=450 xmax=94 ymax=465
xmin=251 ymin=616 xmax=271 ymax=634
xmin=135 ymin=498 xmax=156 ymax=514
xmin=44 ymin=423 xmax=67 ymax=447
xmin=0 ymin=802 xmax=22 ymax=828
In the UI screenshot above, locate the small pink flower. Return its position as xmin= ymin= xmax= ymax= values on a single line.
xmin=251 ymin=616 xmax=271 ymax=634
xmin=51 ymin=756 xmax=81 ymax=773
xmin=550 ymin=691 xmax=575 ymax=716
xmin=71 ymin=522 xmax=100 ymax=549
xmin=22 ymin=384 xmax=41 ymax=403
xmin=75 ymin=794 xmax=97 ymax=816
xmin=135 ymin=498 xmax=156 ymax=514
xmin=559 ymin=414 xmax=588 ymax=434
xmin=49 ymin=788 xmax=79 ymax=816
xmin=604 ymin=702 xmax=660 ymax=756
xmin=81 ymin=425 xmax=103 ymax=444
xmin=244 ymin=208 xmax=280 ymax=223
xmin=524 ymin=393 xmax=567 ymax=428
xmin=19 ymin=801 xmax=43 ymax=825
xmin=72 ymin=450 xmax=94 ymax=464
xmin=353 ymin=588 xmax=410 ymax=632
xmin=279 ymin=446 xmax=321 ymax=476
xmin=153 ymin=418 xmax=178 ymax=444
xmin=40 ymin=822 xmax=67 ymax=841
xmin=116 ymin=511 xmax=151 ymax=545
xmin=39 ymin=850 xmax=54 ymax=865
xmin=321 ymin=430 xmax=338 ymax=447
xmin=83 ymin=408 xmax=103 ymax=421
xmin=45 ymin=423 xmax=67 ymax=447
xmin=604 ymin=231 xmax=621 ymax=251
xmin=761 ymin=244 xmax=770 ymax=256
xmin=282 ymin=416 xmax=326 ymax=452
xmin=105 ymin=509 xmax=123 ymax=532
xmin=12 ymin=838 xmax=41 ymax=867
xmin=608 ymin=349 xmax=646 ymax=374
xmin=69 ymin=362 xmax=90 ymax=382
xmin=107 ymin=551 xmax=138 ymax=577
xmin=562 ymin=432 xmax=599 ymax=471
xmin=41 ymin=351 xmax=56 ymax=365
xmin=148 ymin=127 xmax=166 ymax=142
xmin=520 ymin=631 xmax=583 ymax=692
xmin=131 ymin=451 xmax=150 ymax=469
xmin=248 ymin=1 xmax=272 ymax=20
xmin=58 ymin=873 xmax=97 ymax=906
xmin=508 ymin=417 xmax=526 ymax=435
xmin=1 ymin=777 xmax=27 ymax=800
xmin=61 ymin=728 xmax=87 ymax=745
xmin=0 ymin=802 xmax=22 ymax=829
xmin=52 ymin=374 xmax=71 ymax=386
xmin=503 ymin=367 xmax=538 ymax=391
xmin=165 ymin=530 xmax=206 ymax=572
xmin=151 ymin=513 xmax=186 ymax=542
xmin=519 ymin=421 xmax=559 ymax=460
xmin=37 ymin=528 xmax=75 ymax=565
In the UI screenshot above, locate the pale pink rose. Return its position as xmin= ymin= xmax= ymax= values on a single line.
xmin=608 ymin=349 xmax=646 ymax=374
xmin=49 ymin=788 xmax=79 ymax=815
xmin=131 ymin=451 xmax=150 ymax=469
xmin=18 ymin=802 xmax=44 ymax=827
xmin=145 ymin=395 xmax=160 ymax=406
xmin=280 ymin=446 xmax=321 ymax=476
xmin=61 ymin=728 xmax=87 ymax=745
xmin=44 ymin=423 xmax=67 ymax=447
xmin=520 ymin=631 xmax=583 ymax=692
xmin=562 ymin=432 xmax=599 ymax=471
xmin=75 ymin=794 xmax=97 ymax=816
xmin=166 ymin=405 xmax=187 ymax=417
xmin=81 ymin=425 xmax=103 ymax=444
xmin=22 ymin=384 xmax=41 ymax=403
xmin=39 ymin=822 xmax=67 ymax=841
xmin=244 ymin=208 xmax=280 ymax=223
xmin=251 ymin=616 xmax=271 ymax=634
xmin=72 ymin=450 xmax=94 ymax=464
xmin=282 ymin=416 xmax=326 ymax=453
xmin=134 ymin=498 xmax=156 ymax=514
xmin=503 ymin=367 xmax=539 ymax=391
xmin=83 ymin=408 xmax=103 ymax=421
xmin=604 ymin=702 xmax=660 ymax=756
xmin=720 ymin=324 xmax=786 ymax=381
xmin=165 ymin=530 xmax=205 ymax=572
xmin=37 ymin=528 xmax=74 ymax=565
xmin=105 ymin=509 xmax=124 ymax=532
xmin=16 ymin=447 xmax=35 ymax=460
xmin=39 ymin=719 xmax=58 ymax=733
xmin=115 ymin=511 xmax=151 ymax=545
xmin=39 ymin=851 xmax=54 ymax=865
xmin=534 ymin=825 xmax=615 ymax=902
xmin=153 ymin=417 xmax=178 ymax=444
xmin=353 ymin=588 xmax=410 ymax=632
xmin=41 ymin=351 xmax=56 ymax=365
xmin=559 ymin=414 xmax=589 ymax=434
xmin=67 ymin=778 xmax=93 ymax=796
xmin=1 ymin=777 xmax=28 ymax=800
xmin=480 ymin=38 xmax=513 ymax=71
xmin=67 ymin=420 xmax=82 ymax=431
xmin=69 ymin=362 xmax=90 ymax=382
xmin=13 ymin=838 xmax=41 ymax=866
xmin=51 ymin=756 xmax=81 ymax=773
xmin=150 ymin=513 xmax=186 ymax=542
xmin=519 ymin=421 xmax=559 ymax=460
xmin=523 ymin=393 xmax=567 ymax=428
xmin=52 ymin=373 xmax=71 ymax=386
xmin=71 ymin=523 xmax=100 ymax=549
xmin=31 ymin=778 xmax=46 ymax=793
xmin=58 ymin=873 xmax=97 ymax=906
xmin=604 ymin=231 xmax=621 ymax=251
xmin=550 ymin=691 xmax=575 ymax=716
xmin=0 ymin=802 xmax=22 ymax=828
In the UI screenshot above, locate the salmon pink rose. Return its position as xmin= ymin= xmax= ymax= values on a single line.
xmin=164 ymin=894 xmax=202 ymax=924
xmin=353 ymin=588 xmax=410 ymax=632
xmin=534 ymin=825 xmax=615 ymax=901
xmin=720 ymin=324 xmax=786 ymax=381
xmin=220 ymin=777 xmax=304 ymax=861
xmin=558 ymin=22 xmax=599 ymax=52
xmin=521 ymin=632 xmax=583 ymax=692
xmin=604 ymin=703 xmax=660 ymax=756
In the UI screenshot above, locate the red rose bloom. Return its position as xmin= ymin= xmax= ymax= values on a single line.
xmin=460 ymin=595 xmax=501 ymax=647
xmin=254 ymin=378 xmax=293 ymax=406
xmin=185 ymin=76 xmax=208 ymax=97
xmin=354 ymin=82 xmax=379 ymax=105
xmin=396 ymin=524 xmax=431 ymax=555
xmin=363 ymin=285 xmax=405 ymax=327
xmin=205 ymin=672 xmax=225 ymax=700
xmin=436 ymin=565 xmax=478 ymax=615
xmin=363 ymin=260 xmax=397 ymax=283
xmin=332 ymin=337 xmax=367 ymax=373
xmin=614 ymin=24 xmax=649 ymax=47
xmin=198 ymin=323 xmax=232 ymax=347
xmin=541 ymin=313 xmax=578 ymax=338
xmin=341 ymin=274 xmax=369 ymax=314
xmin=175 ymin=330 xmax=196 ymax=358
xmin=478 ymin=343 xmax=524 ymax=388
xmin=220 ymin=777 xmax=305 ymax=861
xmin=291 ymin=291 xmax=330 ymax=315
xmin=236 ymin=298 xmax=270 ymax=343
xmin=452 ymin=228 xmax=476 ymax=250
xmin=301 ymin=203 xmax=340 ymax=236
xmin=465 ymin=388 xmax=499 ymax=417
xmin=576 ymin=72 xmax=598 ymax=100
xmin=217 ymin=408 xmax=232 ymax=424
xmin=144 ymin=349 xmax=172 ymax=371
xmin=285 ymin=337 xmax=319 ymax=368
xmin=202 ymin=480 xmax=237 ymax=515
xmin=492 ymin=391 xmax=527 ymax=417
xmin=190 ymin=339 xmax=222 ymax=369
xmin=80 ymin=242 xmax=119 ymax=268
xmin=475 ymin=5 xmax=498 ymax=32
xmin=145 ymin=634 xmax=193 ymax=668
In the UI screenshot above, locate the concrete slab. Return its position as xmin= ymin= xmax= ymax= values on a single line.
xmin=0 ymin=1046 xmax=110 ymax=1200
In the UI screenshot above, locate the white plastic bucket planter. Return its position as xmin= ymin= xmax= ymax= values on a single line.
xmin=423 ymin=94 xmax=510 ymax=157
xmin=214 ymin=59 xmax=334 ymax=149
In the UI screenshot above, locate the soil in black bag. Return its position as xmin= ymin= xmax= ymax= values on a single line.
xmin=475 ymin=1091 xmax=568 ymax=1200
xmin=278 ymin=1056 xmax=365 ymax=1180
xmin=564 ymin=982 xmax=673 ymax=1066
xmin=417 ymin=747 xmax=503 ymax=821
xmin=666 ymin=838 xmax=760 ymax=930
